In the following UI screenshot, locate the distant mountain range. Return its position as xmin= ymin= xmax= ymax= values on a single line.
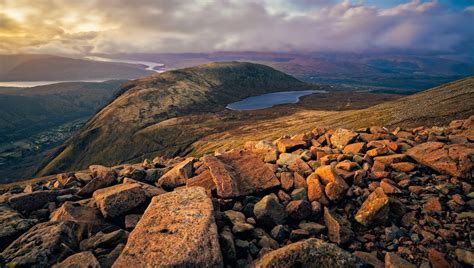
xmin=0 ymin=54 xmax=152 ymax=81
xmin=95 ymin=51 xmax=474 ymax=90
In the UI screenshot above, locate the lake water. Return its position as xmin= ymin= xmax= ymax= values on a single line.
xmin=226 ymin=90 xmax=326 ymax=111
xmin=0 ymin=57 xmax=165 ymax=88
xmin=0 ymin=80 xmax=106 ymax=88
xmin=84 ymin=56 xmax=165 ymax=72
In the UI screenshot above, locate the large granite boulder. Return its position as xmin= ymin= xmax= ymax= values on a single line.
xmin=113 ymin=187 xmax=223 ymax=267
xmin=253 ymin=238 xmax=366 ymax=267
xmin=1 ymin=221 xmax=78 ymax=267
xmin=203 ymin=150 xmax=280 ymax=198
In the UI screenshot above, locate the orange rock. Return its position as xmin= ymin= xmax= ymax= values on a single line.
xmin=324 ymin=207 xmax=354 ymax=245
xmin=113 ymin=187 xmax=223 ymax=267
xmin=428 ymin=249 xmax=452 ymax=268
xmin=380 ymin=180 xmax=402 ymax=194
xmin=156 ymin=157 xmax=195 ymax=189
xmin=407 ymin=142 xmax=473 ymax=179
xmin=315 ymin=165 xmax=348 ymax=201
xmin=307 ymin=173 xmax=325 ymax=202
xmin=280 ymin=172 xmax=294 ymax=191
xmin=384 ymin=252 xmax=416 ymax=268
xmin=93 ymin=183 xmax=146 ymax=218
xmin=354 ymin=187 xmax=390 ymax=226
xmin=277 ymin=138 xmax=306 ymax=153
xmin=186 ymin=170 xmax=216 ymax=192
xmin=390 ymin=162 xmax=417 ymax=172
xmin=343 ymin=142 xmax=367 ymax=154
xmin=330 ymin=129 xmax=358 ymax=149
xmin=204 ymin=150 xmax=280 ymax=198
xmin=374 ymin=154 xmax=407 ymax=165
xmin=366 ymin=147 xmax=389 ymax=157
xmin=423 ymin=197 xmax=443 ymax=212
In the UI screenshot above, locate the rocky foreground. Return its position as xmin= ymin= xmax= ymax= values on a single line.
xmin=1 ymin=117 xmax=473 ymax=267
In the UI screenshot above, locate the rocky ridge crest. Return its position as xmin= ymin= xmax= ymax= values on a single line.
xmin=1 ymin=116 xmax=473 ymax=267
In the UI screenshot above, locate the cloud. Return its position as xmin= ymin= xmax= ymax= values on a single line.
xmin=0 ymin=0 xmax=472 ymax=56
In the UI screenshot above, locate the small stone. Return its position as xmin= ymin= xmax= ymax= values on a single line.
xmin=253 ymin=193 xmax=288 ymax=228
xmin=280 ymin=172 xmax=294 ymax=191
xmin=455 ymin=248 xmax=474 ymax=266
xmin=352 ymin=251 xmax=384 ymax=268
xmin=258 ymin=236 xmax=279 ymax=250
xmin=124 ymin=214 xmax=141 ymax=230
xmin=291 ymin=188 xmax=307 ymax=201
xmin=343 ymin=142 xmax=367 ymax=154
xmin=423 ymin=197 xmax=443 ymax=213
xmin=271 ymin=225 xmax=290 ymax=243
xmin=385 ymin=253 xmax=416 ymax=268
xmin=286 ymin=200 xmax=312 ymax=220
xmin=289 ymin=229 xmax=310 ymax=241
xmin=324 ymin=207 xmax=354 ymax=245
xmin=428 ymin=249 xmax=452 ymax=268
xmin=298 ymin=222 xmax=326 ymax=235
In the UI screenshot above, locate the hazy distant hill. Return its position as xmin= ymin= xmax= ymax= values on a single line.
xmin=0 ymin=54 xmax=152 ymax=81
xmin=37 ymin=63 xmax=473 ymax=177
xmin=102 ymin=51 xmax=474 ymax=90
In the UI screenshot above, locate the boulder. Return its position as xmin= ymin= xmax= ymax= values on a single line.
xmin=53 ymin=251 xmax=101 ymax=268
xmin=50 ymin=201 xmax=108 ymax=235
xmin=277 ymin=153 xmax=301 ymax=166
xmin=253 ymin=238 xmax=365 ymax=267
xmin=352 ymin=251 xmax=384 ymax=268
xmin=1 ymin=221 xmax=78 ymax=267
xmin=186 ymin=170 xmax=216 ymax=192
xmin=78 ymin=166 xmax=117 ymax=196
xmin=324 ymin=207 xmax=354 ymax=245
xmin=203 ymin=150 xmax=280 ymax=198
xmin=123 ymin=178 xmax=166 ymax=198
xmin=354 ymin=187 xmax=390 ymax=226
xmin=0 ymin=204 xmax=37 ymax=250
xmin=9 ymin=190 xmax=58 ymax=213
xmin=277 ymin=138 xmax=306 ymax=153
xmin=253 ymin=193 xmax=288 ymax=228
xmin=307 ymin=173 xmax=326 ymax=202
xmin=330 ymin=129 xmax=358 ymax=149
xmin=407 ymin=142 xmax=473 ymax=179
xmin=315 ymin=165 xmax=349 ymax=201
xmin=343 ymin=142 xmax=367 ymax=154
xmin=93 ymin=183 xmax=146 ymax=218
xmin=80 ymin=229 xmax=128 ymax=251
xmin=156 ymin=157 xmax=194 ymax=189
xmin=112 ymin=187 xmax=223 ymax=267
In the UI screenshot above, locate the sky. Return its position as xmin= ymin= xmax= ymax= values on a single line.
xmin=0 ymin=0 xmax=473 ymax=56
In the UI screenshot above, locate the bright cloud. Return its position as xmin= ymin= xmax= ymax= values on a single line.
xmin=0 ymin=0 xmax=472 ymax=56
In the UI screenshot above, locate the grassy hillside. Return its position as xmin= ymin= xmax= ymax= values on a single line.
xmin=0 ymin=54 xmax=152 ymax=81
xmin=37 ymin=62 xmax=309 ymax=175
